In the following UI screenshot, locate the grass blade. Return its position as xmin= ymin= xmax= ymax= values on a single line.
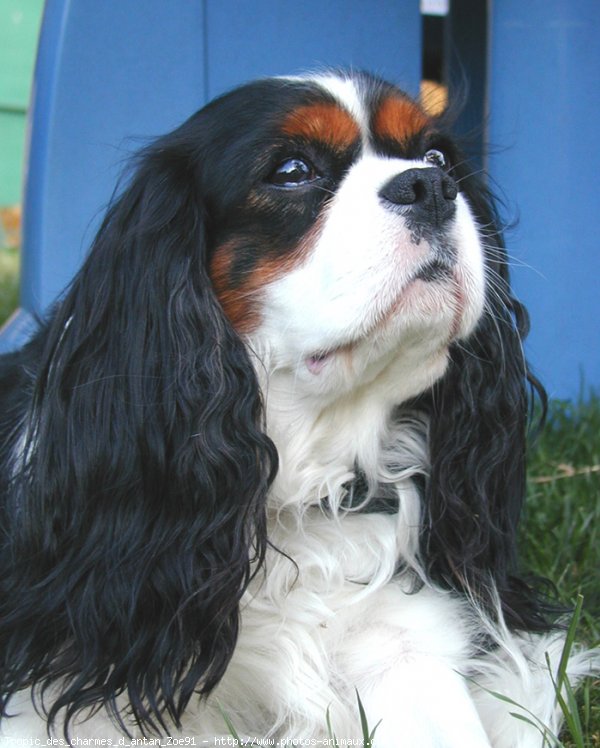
xmin=544 ymin=597 xmax=587 ymax=748
xmin=355 ymin=689 xmax=381 ymax=746
xmin=218 ymin=702 xmax=244 ymax=743
xmin=463 ymin=674 xmax=563 ymax=745
xmin=326 ymin=703 xmax=339 ymax=745
xmin=555 ymin=595 xmax=583 ymax=695
xmin=509 ymin=712 xmax=564 ymax=747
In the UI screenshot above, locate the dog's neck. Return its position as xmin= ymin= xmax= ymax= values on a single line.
xmin=259 ymin=353 xmax=434 ymax=517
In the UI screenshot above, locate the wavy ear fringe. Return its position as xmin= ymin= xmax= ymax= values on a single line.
xmin=0 ymin=127 xmax=277 ymax=736
xmin=420 ymin=171 xmax=550 ymax=633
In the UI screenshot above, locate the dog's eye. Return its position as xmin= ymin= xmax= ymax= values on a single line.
xmin=269 ymin=158 xmax=319 ymax=187
xmin=424 ymin=149 xmax=447 ymax=168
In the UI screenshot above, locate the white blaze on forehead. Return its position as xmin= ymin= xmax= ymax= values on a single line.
xmin=309 ymin=73 xmax=370 ymax=143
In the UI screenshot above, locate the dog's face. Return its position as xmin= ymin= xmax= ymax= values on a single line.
xmin=205 ymin=73 xmax=486 ymax=400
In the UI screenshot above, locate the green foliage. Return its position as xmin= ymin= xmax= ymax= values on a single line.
xmin=0 ymin=246 xmax=19 ymax=324
xmin=326 ymin=690 xmax=381 ymax=747
xmin=525 ymin=397 xmax=600 ymax=639
xmin=525 ymin=398 xmax=600 ymax=746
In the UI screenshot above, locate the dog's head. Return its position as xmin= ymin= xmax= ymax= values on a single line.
xmin=2 ymin=72 xmax=545 ymax=736
xmin=200 ymin=74 xmax=486 ymax=402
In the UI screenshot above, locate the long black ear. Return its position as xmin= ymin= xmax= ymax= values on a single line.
xmin=0 ymin=123 xmax=277 ymax=736
xmin=420 ymin=165 xmax=549 ymax=632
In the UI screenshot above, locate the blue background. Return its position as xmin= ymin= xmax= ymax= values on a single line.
xmin=488 ymin=1 xmax=600 ymax=400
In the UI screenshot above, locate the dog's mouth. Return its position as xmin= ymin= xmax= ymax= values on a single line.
xmin=304 ymin=258 xmax=460 ymax=375
xmin=306 ymin=351 xmax=333 ymax=374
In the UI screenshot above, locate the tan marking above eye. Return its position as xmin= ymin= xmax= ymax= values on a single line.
xmin=281 ymin=103 xmax=360 ymax=149
xmin=372 ymin=96 xmax=430 ymax=145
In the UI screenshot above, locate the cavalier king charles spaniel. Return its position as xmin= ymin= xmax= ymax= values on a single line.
xmin=0 ymin=71 xmax=597 ymax=747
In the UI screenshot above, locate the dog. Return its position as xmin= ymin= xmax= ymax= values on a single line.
xmin=0 ymin=70 xmax=597 ymax=747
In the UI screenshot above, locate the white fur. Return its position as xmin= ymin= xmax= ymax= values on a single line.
xmin=5 ymin=496 xmax=597 ymax=746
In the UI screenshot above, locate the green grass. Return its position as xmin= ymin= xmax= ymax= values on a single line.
xmin=524 ymin=397 xmax=600 ymax=746
xmin=0 ymin=252 xmax=598 ymax=743
xmin=525 ymin=398 xmax=600 ymax=635
xmin=0 ymin=245 xmax=19 ymax=323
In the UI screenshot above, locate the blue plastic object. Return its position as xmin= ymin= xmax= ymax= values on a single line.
xmin=488 ymin=1 xmax=600 ymax=399
xmin=0 ymin=0 xmax=420 ymax=352
xmin=2 ymin=0 xmax=206 ymax=349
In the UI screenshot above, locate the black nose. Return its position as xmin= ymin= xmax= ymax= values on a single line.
xmin=379 ymin=167 xmax=458 ymax=226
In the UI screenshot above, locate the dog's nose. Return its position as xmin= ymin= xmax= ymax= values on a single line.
xmin=379 ymin=167 xmax=458 ymax=226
